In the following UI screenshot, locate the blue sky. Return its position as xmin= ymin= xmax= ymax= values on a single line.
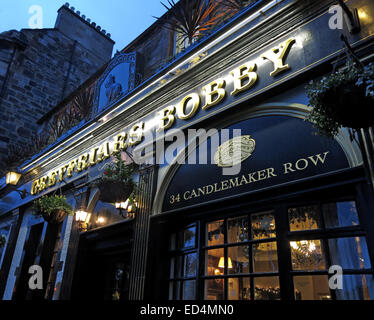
xmin=0 ymin=0 xmax=169 ymax=54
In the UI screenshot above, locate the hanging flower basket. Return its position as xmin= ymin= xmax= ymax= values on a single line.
xmin=33 ymin=195 xmax=74 ymax=225
xmin=97 ymin=181 xmax=134 ymax=204
xmin=95 ymin=152 xmax=138 ymax=204
xmin=306 ymin=61 xmax=374 ymax=136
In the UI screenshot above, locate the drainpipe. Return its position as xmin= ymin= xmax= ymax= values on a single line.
xmin=60 ymin=40 xmax=77 ymax=101
xmin=0 ymin=45 xmax=17 ymax=107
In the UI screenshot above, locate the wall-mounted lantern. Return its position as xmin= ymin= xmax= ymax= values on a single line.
xmin=75 ymin=210 xmax=91 ymax=232
xmin=115 ymin=199 xmax=136 ymax=219
xmin=6 ymin=171 xmax=22 ymax=186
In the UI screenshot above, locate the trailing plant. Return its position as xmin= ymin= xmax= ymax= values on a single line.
xmin=155 ymin=0 xmax=225 ymax=46
xmin=28 ymin=132 xmax=50 ymax=156
xmin=95 ymin=151 xmax=139 ymax=204
xmin=72 ymin=87 xmax=94 ymax=121
xmin=33 ymin=194 xmax=74 ymax=224
xmin=219 ymin=0 xmax=255 ymax=14
xmin=0 ymin=144 xmax=26 ymax=176
xmin=49 ymin=106 xmax=79 ymax=141
xmin=100 ymin=152 xmax=138 ymax=186
xmin=0 ymin=132 xmax=50 ymax=177
xmin=306 ymin=60 xmax=374 ymax=137
xmin=0 ymin=234 xmax=6 ymax=248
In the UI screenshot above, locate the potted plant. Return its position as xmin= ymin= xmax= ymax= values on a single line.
xmin=0 ymin=234 xmax=6 ymax=248
xmin=96 ymin=152 xmax=138 ymax=204
xmin=33 ymin=195 xmax=74 ymax=224
xmin=306 ymin=60 xmax=374 ymax=137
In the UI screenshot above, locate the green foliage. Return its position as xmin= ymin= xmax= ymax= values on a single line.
xmin=101 ymin=152 xmax=138 ymax=186
xmin=219 ymin=0 xmax=255 ymax=13
xmin=156 ymin=0 xmax=225 ymax=46
xmin=0 ymin=234 xmax=6 ymax=248
xmin=96 ymin=152 xmax=139 ymax=204
xmin=33 ymin=195 xmax=74 ymax=217
xmin=306 ymin=61 xmax=374 ymax=137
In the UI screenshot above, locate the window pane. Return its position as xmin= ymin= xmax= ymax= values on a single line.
xmin=183 ymin=280 xmax=196 ymax=300
xmin=228 ymin=278 xmax=251 ymax=300
xmin=170 ymin=257 xmax=175 ymax=279
xmin=228 ymin=246 xmax=250 ymax=274
xmin=290 ymin=240 xmax=326 ymax=271
xmin=205 ymin=279 xmax=225 ymax=300
xmin=206 ymin=248 xmax=224 ymax=276
xmin=293 ymin=275 xmax=331 ymax=300
xmin=254 ymin=277 xmax=280 ymax=300
xmin=184 ymin=253 xmax=197 ymax=277
xmin=336 ymin=275 xmax=374 ymax=300
xmin=183 ymin=226 xmax=196 ymax=248
xmin=175 ymin=256 xmax=183 ymax=278
xmin=253 ymin=242 xmax=278 ymax=273
xmin=206 ymin=220 xmax=224 ymax=246
xmin=323 ymin=202 xmax=360 ymax=228
xmin=251 ymin=212 xmax=276 ymax=240
xmin=172 ymin=281 xmax=181 ymax=300
xmin=328 ymin=237 xmax=371 ymax=269
xmin=288 ymin=205 xmax=321 ymax=231
xmin=169 ymin=282 xmax=173 ymax=300
xmin=169 ymin=233 xmax=176 ymax=250
xmin=228 ymin=216 xmax=248 ymax=243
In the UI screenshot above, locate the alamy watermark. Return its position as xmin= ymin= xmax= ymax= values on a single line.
xmin=328 ymin=265 xmax=344 ymax=290
xmin=328 ymin=5 xmax=344 ymax=30
xmin=28 ymin=5 xmax=43 ymax=29
xmin=132 ymin=128 xmax=244 ymax=176
xmin=28 ymin=265 xmax=43 ymax=290
xmin=27 ymin=264 xmax=344 ymax=292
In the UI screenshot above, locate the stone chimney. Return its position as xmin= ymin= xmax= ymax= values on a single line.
xmin=55 ymin=3 xmax=114 ymax=61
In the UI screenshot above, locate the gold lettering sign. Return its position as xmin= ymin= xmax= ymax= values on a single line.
xmin=31 ymin=38 xmax=299 ymax=195
xmin=154 ymin=38 xmax=297 ymax=132
xmin=261 ymin=38 xmax=296 ymax=77
xmin=30 ymin=122 xmax=145 ymax=195
xmin=169 ymin=151 xmax=330 ymax=206
xmin=214 ymin=135 xmax=256 ymax=168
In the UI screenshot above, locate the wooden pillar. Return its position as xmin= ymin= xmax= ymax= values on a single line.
xmin=128 ymin=164 xmax=156 ymax=300
xmin=57 ymin=187 xmax=89 ymax=300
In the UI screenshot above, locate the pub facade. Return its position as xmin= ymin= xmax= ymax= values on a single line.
xmin=1 ymin=0 xmax=374 ymax=300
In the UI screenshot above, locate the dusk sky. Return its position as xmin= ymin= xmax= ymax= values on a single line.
xmin=0 ymin=0 xmax=169 ymax=53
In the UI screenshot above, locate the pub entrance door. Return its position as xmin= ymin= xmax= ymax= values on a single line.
xmin=71 ymin=220 xmax=133 ymax=300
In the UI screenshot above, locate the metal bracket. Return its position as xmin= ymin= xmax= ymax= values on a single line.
xmin=337 ymin=0 xmax=361 ymax=34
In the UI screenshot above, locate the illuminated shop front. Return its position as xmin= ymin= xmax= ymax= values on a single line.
xmin=1 ymin=0 xmax=374 ymax=301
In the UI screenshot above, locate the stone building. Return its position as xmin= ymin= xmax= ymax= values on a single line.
xmin=0 ymin=4 xmax=114 ymax=172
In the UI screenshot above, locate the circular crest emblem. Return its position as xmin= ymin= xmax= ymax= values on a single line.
xmin=214 ymin=135 xmax=256 ymax=167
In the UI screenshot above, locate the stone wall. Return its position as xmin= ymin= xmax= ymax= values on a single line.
xmin=0 ymin=4 xmax=114 ymax=172
xmin=124 ymin=24 xmax=174 ymax=81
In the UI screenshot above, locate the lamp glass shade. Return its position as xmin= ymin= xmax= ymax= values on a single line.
xmin=115 ymin=199 xmax=129 ymax=209
xmin=75 ymin=210 xmax=88 ymax=222
xmin=218 ymin=257 xmax=233 ymax=269
xmin=6 ymin=171 xmax=22 ymax=185
xmin=218 ymin=257 xmax=225 ymax=268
